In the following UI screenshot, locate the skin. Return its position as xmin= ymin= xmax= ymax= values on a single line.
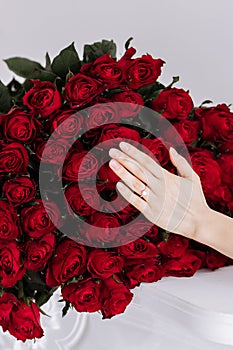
xmin=108 ymin=141 xmax=233 ymax=259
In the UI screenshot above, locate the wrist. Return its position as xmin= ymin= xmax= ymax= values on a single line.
xmin=194 ymin=205 xmax=215 ymax=246
xmin=194 ymin=206 xmax=233 ymax=258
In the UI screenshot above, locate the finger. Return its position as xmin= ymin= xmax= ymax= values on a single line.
xmin=116 ymin=181 xmax=150 ymax=214
xmin=108 ymin=158 xmax=151 ymax=195
xmin=109 ymin=149 xmax=156 ymax=188
xmin=169 ymin=147 xmax=198 ymax=180
xmin=118 ymin=141 xmax=164 ymax=179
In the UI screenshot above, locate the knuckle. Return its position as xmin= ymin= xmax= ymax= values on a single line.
xmin=133 ymin=180 xmax=143 ymax=192
xmin=130 ymin=161 xmax=140 ymax=173
xmin=130 ymin=193 xmax=140 ymax=206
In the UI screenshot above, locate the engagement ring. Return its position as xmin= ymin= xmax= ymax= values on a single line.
xmin=140 ymin=184 xmax=148 ymax=198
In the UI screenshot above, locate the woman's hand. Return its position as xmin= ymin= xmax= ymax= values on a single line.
xmin=108 ymin=141 xmax=210 ymax=241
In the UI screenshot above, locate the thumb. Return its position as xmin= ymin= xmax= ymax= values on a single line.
xmin=169 ymin=147 xmax=196 ymax=179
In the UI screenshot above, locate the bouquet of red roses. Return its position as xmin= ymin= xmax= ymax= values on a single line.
xmin=0 ymin=38 xmax=233 ymax=342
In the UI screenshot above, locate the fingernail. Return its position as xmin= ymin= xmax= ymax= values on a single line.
xmin=116 ymin=182 xmax=124 ymax=190
xmin=109 ymin=148 xmax=121 ymax=158
xmin=119 ymin=142 xmax=130 ymax=152
xmin=109 ymin=159 xmax=120 ymax=170
xmin=170 ymin=147 xmax=178 ymax=156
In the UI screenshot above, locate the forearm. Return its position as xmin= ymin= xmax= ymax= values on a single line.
xmin=196 ymin=207 xmax=233 ymax=259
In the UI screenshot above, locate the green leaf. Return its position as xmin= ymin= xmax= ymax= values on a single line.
xmin=38 ymin=306 xmax=51 ymax=317
xmin=138 ymin=81 xmax=165 ymax=103
xmin=0 ymin=80 xmax=12 ymax=112
xmin=62 ymin=301 xmax=70 ymax=317
xmin=162 ymin=231 xmax=169 ymax=242
xmin=4 ymin=57 xmax=44 ymax=78
xmin=7 ymin=78 xmax=25 ymax=105
xmin=112 ymin=274 xmax=123 ymax=284
xmin=125 ymin=37 xmax=134 ymax=50
xmin=83 ymin=39 xmax=117 ymax=63
xmin=28 ymin=70 xmax=57 ymax=82
xmin=199 ymin=100 xmax=213 ymax=108
xmin=189 ymin=139 xmax=200 ymax=148
xmin=51 ymin=42 xmax=81 ymax=79
xmin=166 ymin=76 xmax=179 ymax=89
xmin=45 ymin=52 xmax=52 ymax=71
xmin=18 ymin=280 xmax=24 ymax=299
xmin=4 ymin=57 xmax=57 ymax=82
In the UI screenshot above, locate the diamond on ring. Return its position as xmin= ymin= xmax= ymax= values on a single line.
xmin=140 ymin=189 xmax=147 ymax=197
xmin=140 ymin=185 xmax=148 ymax=198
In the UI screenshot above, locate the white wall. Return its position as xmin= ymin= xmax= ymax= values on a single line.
xmin=0 ymin=0 xmax=232 ymax=106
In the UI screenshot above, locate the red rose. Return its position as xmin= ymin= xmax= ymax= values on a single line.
xmin=49 ymin=109 xmax=84 ymax=139
xmin=218 ymin=140 xmax=233 ymax=153
xmin=65 ymin=183 xmax=100 ymax=216
xmin=142 ymin=224 xmax=160 ymax=242
xmin=228 ymin=200 xmax=233 ymax=215
xmin=140 ymin=137 xmax=170 ymax=167
xmin=81 ymin=54 xmax=126 ymax=89
xmin=124 ymin=258 xmax=163 ymax=288
xmin=23 ymin=80 xmax=62 ymax=119
xmin=2 ymin=107 xmax=42 ymax=144
xmin=101 ymin=277 xmax=133 ymax=319
xmin=190 ymin=149 xmax=222 ymax=199
xmin=217 ymin=154 xmax=233 ymax=187
xmin=117 ymin=238 xmax=158 ymax=259
xmin=81 ymin=212 xmax=121 ymax=244
xmin=164 ymin=250 xmax=205 ymax=277
xmin=119 ymin=217 xmax=156 ymax=240
xmin=103 ymin=195 xmax=139 ymax=223
xmin=97 ymin=160 xmax=121 ymax=191
xmin=46 ymin=238 xmax=87 ymax=287
xmin=105 ymin=200 xmax=140 ymax=224
xmin=111 ymin=91 xmax=144 ymax=118
xmin=195 ymin=104 xmax=233 ymax=142
xmin=174 ymin=119 xmax=201 ymax=144
xmin=162 ymin=124 xmax=186 ymax=147
xmin=21 ymin=200 xmax=61 ymax=238
xmin=24 ymin=233 xmax=56 ymax=271
xmin=0 ymin=142 xmax=29 ymax=179
xmin=87 ymin=249 xmax=124 ymax=278
xmin=8 ymin=300 xmax=44 ymax=342
xmin=0 ymin=200 xmax=20 ymax=240
xmin=62 ymin=278 xmax=101 ymax=313
xmin=209 ymin=184 xmax=233 ymax=209
xmin=0 ymin=240 xmax=26 ymax=287
xmin=64 ymin=73 xmax=104 ymax=109
xmin=119 ymin=48 xmax=164 ymax=89
xmin=157 ymin=234 xmax=189 ymax=258
xmin=35 ymin=138 xmax=70 ymax=165
xmin=150 ymin=88 xmax=193 ymax=120
xmin=86 ymin=102 xmax=120 ymax=130
xmin=63 ymin=149 xmax=99 ymax=182
xmin=3 ymin=176 xmax=36 ymax=206
xmin=0 ymin=292 xmax=18 ymax=332
xmin=98 ymin=124 xmax=141 ymax=149
xmin=205 ymin=249 xmax=230 ymax=270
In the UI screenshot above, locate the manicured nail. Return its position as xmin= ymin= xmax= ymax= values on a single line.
xmin=170 ymin=147 xmax=178 ymax=156
xmin=109 ymin=148 xmax=121 ymax=158
xmin=119 ymin=142 xmax=130 ymax=152
xmin=109 ymin=159 xmax=120 ymax=170
xmin=116 ymin=182 xmax=124 ymax=190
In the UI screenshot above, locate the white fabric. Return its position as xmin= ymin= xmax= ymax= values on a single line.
xmin=1 ymin=266 xmax=233 ymax=349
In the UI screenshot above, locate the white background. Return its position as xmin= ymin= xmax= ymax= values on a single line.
xmin=1 ymin=1 xmax=233 ymax=349
xmin=0 ymin=0 xmax=233 ymax=107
